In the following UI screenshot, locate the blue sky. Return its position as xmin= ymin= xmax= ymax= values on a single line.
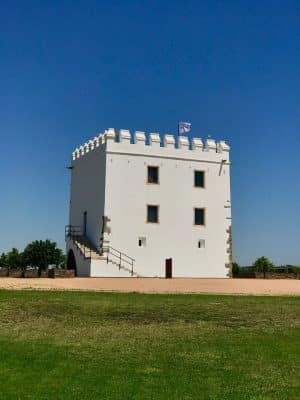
xmin=1 ymin=0 xmax=300 ymax=265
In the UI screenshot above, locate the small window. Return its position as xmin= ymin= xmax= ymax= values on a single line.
xmin=194 ymin=208 xmax=205 ymax=226
xmin=147 ymin=205 xmax=159 ymax=223
xmin=147 ymin=166 xmax=159 ymax=184
xmin=198 ymin=239 xmax=205 ymax=248
xmin=194 ymin=171 xmax=205 ymax=188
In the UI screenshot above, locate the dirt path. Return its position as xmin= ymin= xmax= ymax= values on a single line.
xmin=0 ymin=277 xmax=300 ymax=295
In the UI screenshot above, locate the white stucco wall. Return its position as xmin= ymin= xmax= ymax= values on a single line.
xmin=90 ymin=259 xmax=134 ymax=277
xmin=69 ymin=142 xmax=106 ymax=248
xmin=104 ymin=137 xmax=231 ymax=277
xmin=68 ymin=129 xmax=231 ymax=277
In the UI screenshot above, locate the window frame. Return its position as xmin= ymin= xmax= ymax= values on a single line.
xmin=194 ymin=170 xmax=205 ymax=188
xmin=147 ymin=165 xmax=160 ymax=185
xmin=147 ymin=204 xmax=160 ymax=224
xmin=194 ymin=207 xmax=206 ymax=226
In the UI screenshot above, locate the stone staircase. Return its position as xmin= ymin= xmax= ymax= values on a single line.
xmin=72 ymin=235 xmax=104 ymax=260
xmin=70 ymin=234 xmax=140 ymax=277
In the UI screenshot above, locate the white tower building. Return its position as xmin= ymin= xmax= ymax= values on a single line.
xmin=66 ymin=128 xmax=232 ymax=278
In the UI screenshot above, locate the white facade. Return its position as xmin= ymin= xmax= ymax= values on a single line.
xmin=66 ymin=128 xmax=232 ymax=278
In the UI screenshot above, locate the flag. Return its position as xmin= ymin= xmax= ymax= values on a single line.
xmin=178 ymin=122 xmax=191 ymax=135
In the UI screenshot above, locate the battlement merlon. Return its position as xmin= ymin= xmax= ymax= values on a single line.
xmin=72 ymin=128 xmax=230 ymax=164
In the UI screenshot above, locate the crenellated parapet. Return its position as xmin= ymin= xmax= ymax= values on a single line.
xmin=72 ymin=128 xmax=230 ymax=161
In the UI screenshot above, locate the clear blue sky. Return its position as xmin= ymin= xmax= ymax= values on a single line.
xmin=1 ymin=0 xmax=300 ymax=265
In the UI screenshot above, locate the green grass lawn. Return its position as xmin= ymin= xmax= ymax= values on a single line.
xmin=0 ymin=290 xmax=299 ymax=400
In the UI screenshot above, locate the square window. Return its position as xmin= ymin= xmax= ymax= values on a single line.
xmin=147 ymin=166 xmax=159 ymax=184
xmin=198 ymin=239 xmax=205 ymax=248
xmin=147 ymin=205 xmax=159 ymax=223
xmin=194 ymin=208 xmax=205 ymax=225
xmin=138 ymin=237 xmax=146 ymax=247
xmin=194 ymin=171 xmax=205 ymax=188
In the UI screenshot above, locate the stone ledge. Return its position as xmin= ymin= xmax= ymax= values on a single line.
xmin=48 ymin=269 xmax=75 ymax=278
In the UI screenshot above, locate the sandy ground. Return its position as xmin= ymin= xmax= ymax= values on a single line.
xmin=0 ymin=277 xmax=300 ymax=295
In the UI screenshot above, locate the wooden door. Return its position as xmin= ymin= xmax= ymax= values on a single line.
xmin=165 ymin=258 xmax=172 ymax=279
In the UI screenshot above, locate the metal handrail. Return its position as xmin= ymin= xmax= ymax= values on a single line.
xmin=66 ymin=225 xmax=135 ymax=275
xmin=108 ymin=246 xmax=134 ymax=263
xmin=65 ymin=225 xmax=92 ymax=260
xmin=106 ymin=246 xmax=135 ymax=276
xmin=65 ymin=225 xmax=82 ymax=237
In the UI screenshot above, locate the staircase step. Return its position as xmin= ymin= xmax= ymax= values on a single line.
xmin=70 ymin=235 xmax=139 ymax=275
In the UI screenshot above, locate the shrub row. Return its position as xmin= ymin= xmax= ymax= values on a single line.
xmin=233 ymin=268 xmax=300 ymax=279
xmin=0 ymin=268 xmax=75 ymax=278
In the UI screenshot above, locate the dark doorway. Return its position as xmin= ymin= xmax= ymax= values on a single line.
xmin=83 ymin=211 xmax=87 ymax=236
xmin=67 ymin=249 xmax=77 ymax=276
xmin=165 ymin=258 xmax=172 ymax=279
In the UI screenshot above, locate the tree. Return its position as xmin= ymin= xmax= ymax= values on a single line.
xmin=59 ymin=254 xmax=67 ymax=269
xmin=0 ymin=252 xmax=8 ymax=268
xmin=253 ymin=256 xmax=274 ymax=278
xmin=23 ymin=240 xmax=64 ymax=275
xmin=232 ymin=262 xmax=240 ymax=277
xmin=6 ymin=248 xmax=24 ymax=270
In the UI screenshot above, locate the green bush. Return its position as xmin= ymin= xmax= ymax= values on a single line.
xmin=0 ymin=241 xmax=65 ymax=274
xmin=253 ymin=256 xmax=274 ymax=272
xmin=6 ymin=248 xmax=24 ymax=270
xmin=0 ymin=253 xmax=8 ymax=268
xmin=232 ymin=262 xmax=240 ymax=277
xmin=290 ymin=266 xmax=300 ymax=275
